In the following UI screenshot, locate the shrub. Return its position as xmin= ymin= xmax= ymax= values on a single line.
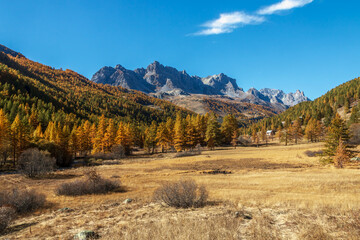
xmin=17 ymin=148 xmax=56 ymax=177
xmin=56 ymin=168 xmax=123 ymax=196
xmin=0 ymin=189 xmax=46 ymax=214
xmin=0 ymin=206 xmax=16 ymax=233
xmin=153 ymin=179 xmax=208 ymax=208
xmin=32 ymin=140 xmax=73 ymax=167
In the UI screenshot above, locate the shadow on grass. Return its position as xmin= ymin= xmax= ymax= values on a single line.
xmin=32 ymin=173 xmax=79 ymax=180
xmin=1 ymin=222 xmax=38 ymax=236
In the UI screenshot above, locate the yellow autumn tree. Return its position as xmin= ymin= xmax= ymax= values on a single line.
xmin=156 ymin=122 xmax=170 ymax=152
xmin=93 ymin=115 xmax=107 ymax=153
xmin=10 ymin=115 xmax=29 ymax=165
xmin=174 ymin=114 xmax=186 ymax=152
xmin=0 ymin=110 xmax=10 ymax=164
xmin=103 ymin=119 xmax=117 ymax=152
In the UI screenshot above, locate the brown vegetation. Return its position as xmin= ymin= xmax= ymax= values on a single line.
xmin=17 ymin=148 xmax=56 ymax=177
xmin=0 ymin=206 xmax=15 ymax=233
xmin=153 ymin=179 xmax=208 ymax=208
xmin=0 ymin=189 xmax=45 ymax=214
xmin=56 ymin=168 xmax=123 ymax=196
xmin=1 ymin=142 xmax=360 ymax=239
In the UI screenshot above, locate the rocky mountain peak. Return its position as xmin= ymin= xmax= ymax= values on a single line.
xmin=91 ymin=62 xmax=310 ymax=108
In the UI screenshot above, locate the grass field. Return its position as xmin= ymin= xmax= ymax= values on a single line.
xmin=1 ymin=142 xmax=360 ymax=239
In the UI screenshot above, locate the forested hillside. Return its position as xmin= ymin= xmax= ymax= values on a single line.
xmin=247 ymin=76 xmax=360 ymax=132
xmin=0 ymin=46 xmax=195 ymax=168
xmin=0 ymin=49 xmax=192 ymax=126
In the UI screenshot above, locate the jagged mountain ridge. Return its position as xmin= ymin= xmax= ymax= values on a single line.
xmin=91 ymin=62 xmax=311 ymax=108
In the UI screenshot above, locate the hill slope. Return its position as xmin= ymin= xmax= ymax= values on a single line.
xmin=251 ymin=75 xmax=360 ymax=130
xmin=0 ymin=45 xmax=193 ymax=126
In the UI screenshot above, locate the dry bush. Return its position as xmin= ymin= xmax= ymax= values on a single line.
xmin=56 ymin=168 xmax=123 ymax=196
xmin=304 ymin=150 xmax=323 ymax=157
xmin=17 ymin=148 xmax=56 ymax=177
xmin=153 ymin=179 xmax=208 ymax=208
xmin=0 ymin=206 xmax=16 ymax=233
xmin=106 ymin=216 xmax=242 ymax=240
xmin=0 ymin=189 xmax=46 ymax=214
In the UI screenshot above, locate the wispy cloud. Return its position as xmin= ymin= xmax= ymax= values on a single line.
xmin=257 ymin=0 xmax=313 ymax=15
xmin=194 ymin=12 xmax=265 ymax=36
xmin=193 ymin=0 xmax=314 ymax=36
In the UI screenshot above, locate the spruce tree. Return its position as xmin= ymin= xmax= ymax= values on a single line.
xmin=156 ymin=122 xmax=170 ymax=153
xmin=174 ymin=114 xmax=186 ymax=152
xmin=324 ymin=114 xmax=350 ymax=158
xmin=205 ymin=113 xmax=220 ymax=150
xmin=144 ymin=121 xmax=157 ymax=154
xmin=10 ymin=115 xmax=29 ymax=165
xmin=0 ymin=110 xmax=10 ymax=164
xmin=220 ymin=114 xmax=238 ymax=145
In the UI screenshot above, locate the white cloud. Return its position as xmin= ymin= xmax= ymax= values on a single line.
xmin=195 ymin=12 xmax=265 ymax=36
xmin=193 ymin=0 xmax=313 ymax=36
xmin=257 ymin=0 xmax=313 ymax=15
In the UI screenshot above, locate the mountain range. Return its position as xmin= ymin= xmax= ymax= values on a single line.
xmin=0 ymin=43 xmax=310 ymax=122
xmin=91 ymin=62 xmax=311 ymax=111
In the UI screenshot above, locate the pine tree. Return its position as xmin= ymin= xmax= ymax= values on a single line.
xmin=289 ymin=120 xmax=303 ymax=144
xmin=77 ymin=121 xmax=93 ymax=153
xmin=205 ymin=113 xmax=220 ymax=150
xmin=174 ymin=114 xmax=186 ymax=152
xmin=103 ymin=119 xmax=116 ymax=152
xmin=324 ymin=114 xmax=350 ymax=158
xmin=93 ymin=115 xmax=107 ymax=153
xmin=260 ymin=125 xmax=268 ymax=146
xmin=156 ymin=122 xmax=170 ymax=153
xmin=10 ymin=115 xmax=29 ymax=165
xmin=334 ymin=139 xmax=350 ymax=168
xmin=144 ymin=121 xmax=157 ymax=154
xmin=33 ymin=124 xmax=43 ymax=140
xmin=220 ymin=114 xmax=238 ymax=145
xmin=231 ymin=130 xmax=238 ymax=149
xmin=68 ymin=126 xmax=78 ymax=158
xmin=89 ymin=123 xmax=97 ymax=151
xmin=165 ymin=118 xmax=175 ymax=147
xmin=115 ymin=122 xmax=133 ymax=155
xmin=186 ymin=115 xmax=198 ymax=149
xmin=195 ymin=114 xmax=207 ymax=146
xmin=0 ymin=110 xmax=10 ymax=164
xmin=275 ymin=127 xmax=282 ymax=143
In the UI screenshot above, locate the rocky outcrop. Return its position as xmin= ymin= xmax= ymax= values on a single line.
xmin=91 ymin=62 xmax=310 ymax=108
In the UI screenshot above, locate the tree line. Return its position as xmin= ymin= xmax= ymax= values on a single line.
xmin=0 ymin=109 xmax=240 ymax=169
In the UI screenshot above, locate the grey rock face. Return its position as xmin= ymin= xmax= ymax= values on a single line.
xmin=91 ymin=61 xmax=244 ymax=96
xmin=91 ymin=62 xmax=310 ymax=107
xmin=259 ymin=88 xmax=311 ymax=107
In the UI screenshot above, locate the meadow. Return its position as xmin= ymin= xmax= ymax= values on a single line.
xmin=1 ymin=142 xmax=360 ymax=239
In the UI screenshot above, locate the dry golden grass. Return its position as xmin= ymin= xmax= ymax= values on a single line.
xmin=1 ymin=141 xmax=360 ymax=239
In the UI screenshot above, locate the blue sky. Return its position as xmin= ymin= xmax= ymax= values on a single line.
xmin=1 ymin=0 xmax=360 ymax=99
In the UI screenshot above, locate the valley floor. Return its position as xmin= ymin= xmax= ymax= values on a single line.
xmin=1 ymin=142 xmax=360 ymax=239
